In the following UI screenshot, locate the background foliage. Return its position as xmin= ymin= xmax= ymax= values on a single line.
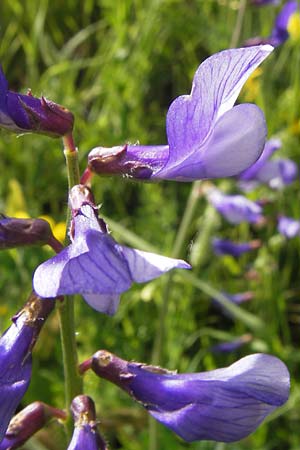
xmin=0 ymin=0 xmax=299 ymax=449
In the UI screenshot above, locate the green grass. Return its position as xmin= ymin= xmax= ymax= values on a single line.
xmin=0 ymin=0 xmax=300 ymax=449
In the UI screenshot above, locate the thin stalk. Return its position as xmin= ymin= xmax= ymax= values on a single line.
xmin=230 ymin=0 xmax=247 ymax=49
xmin=57 ymin=134 xmax=82 ymax=436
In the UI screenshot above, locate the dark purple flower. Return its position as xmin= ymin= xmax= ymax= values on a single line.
xmin=33 ymin=185 xmax=190 ymax=314
xmin=212 ymin=238 xmax=261 ymax=257
xmin=0 ymin=402 xmax=66 ymax=450
xmin=211 ymin=334 xmax=253 ymax=353
xmin=0 ymin=215 xmax=60 ymax=250
xmin=208 ymin=189 xmax=263 ymax=224
xmin=245 ymin=1 xmax=298 ymax=47
xmin=0 ymin=66 xmax=74 ymax=137
xmin=0 ymin=293 xmax=55 ymax=443
xmin=90 ymin=351 xmax=290 ymax=443
xmin=277 ymin=215 xmax=300 ymax=238
xmin=87 ymin=46 xmax=273 ymax=182
xmin=68 ymin=396 xmax=107 ymax=450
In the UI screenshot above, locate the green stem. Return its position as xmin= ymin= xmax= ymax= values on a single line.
xmin=58 ymin=134 xmax=82 ymax=436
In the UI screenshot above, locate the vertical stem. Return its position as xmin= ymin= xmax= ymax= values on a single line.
xmin=230 ymin=0 xmax=247 ymax=49
xmin=58 ymin=134 xmax=83 ymax=436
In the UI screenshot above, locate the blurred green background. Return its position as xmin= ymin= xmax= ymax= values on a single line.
xmin=0 ymin=0 xmax=300 ymax=449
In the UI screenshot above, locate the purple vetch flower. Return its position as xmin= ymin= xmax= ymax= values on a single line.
xmin=0 ymin=402 xmax=66 ymax=450
xmin=207 ymin=189 xmax=264 ymax=224
xmin=0 ymin=293 xmax=55 ymax=442
xmin=245 ymin=1 xmax=299 ymax=47
xmin=87 ymin=46 xmax=273 ymax=182
xmin=67 ymin=396 xmax=107 ymax=450
xmin=212 ymin=238 xmax=261 ymax=258
xmin=251 ymin=0 xmax=279 ymax=6
xmin=211 ymin=334 xmax=253 ymax=353
xmin=239 ymin=139 xmax=298 ymax=189
xmin=277 ymin=216 xmax=300 ymax=238
xmin=0 ymin=66 xmax=74 ymax=137
xmin=33 ymin=185 xmax=190 ymax=315
xmin=0 ymin=215 xmax=62 ymax=251
xmin=88 ymin=350 xmax=290 ymax=443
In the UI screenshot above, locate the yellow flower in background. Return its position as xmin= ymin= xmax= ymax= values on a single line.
xmin=241 ymin=68 xmax=262 ymax=102
xmin=287 ymin=12 xmax=300 ymax=41
xmin=39 ymin=215 xmax=66 ymax=243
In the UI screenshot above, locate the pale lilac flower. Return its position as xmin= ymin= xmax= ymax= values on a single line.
xmin=0 ymin=402 xmax=66 ymax=450
xmin=246 ymin=1 xmax=298 ymax=47
xmin=239 ymin=139 xmax=298 ymax=190
xmin=278 ymin=216 xmax=300 ymax=238
xmin=90 ymin=351 xmax=290 ymax=443
xmin=87 ymin=46 xmax=273 ymax=182
xmin=212 ymin=238 xmax=261 ymax=257
xmin=33 ymin=185 xmax=190 ymax=315
xmin=0 ymin=66 xmax=73 ymax=137
xmin=251 ymin=0 xmax=279 ymax=5
xmin=68 ymin=396 xmax=107 ymax=450
xmin=211 ymin=334 xmax=253 ymax=353
xmin=0 ymin=294 xmax=54 ymax=442
xmin=208 ymin=189 xmax=263 ymax=224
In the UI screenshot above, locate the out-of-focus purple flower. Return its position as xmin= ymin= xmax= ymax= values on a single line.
xmin=277 ymin=216 xmax=300 ymax=238
xmin=251 ymin=0 xmax=279 ymax=6
xmin=67 ymin=396 xmax=107 ymax=450
xmin=0 ymin=215 xmax=61 ymax=250
xmin=89 ymin=350 xmax=290 ymax=443
xmin=0 ymin=402 xmax=66 ymax=450
xmin=239 ymin=138 xmax=281 ymax=181
xmin=33 ymin=185 xmax=190 ymax=315
xmin=0 ymin=66 xmax=74 ymax=137
xmin=0 ymin=293 xmax=55 ymax=443
xmin=212 ymin=291 xmax=254 ymax=319
xmin=207 ymin=189 xmax=264 ymax=224
xmin=87 ymin=46 xmax=273 ymax=182
xmin=212 ymin=238 xmax=261 ymax=257
xmin=239 ymin=139 xmax=298 ymax=190
xmin=246 ymin=1 xmax=298 ymax=47
xmin=211 ymin=334 xmax=253 ymax=353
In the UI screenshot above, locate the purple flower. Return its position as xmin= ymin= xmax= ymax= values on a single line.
xmin=239 ymin=138 xmax=298 ymax=190
xmin=0 ymin=293 xmax=54 ymax=442
xmin=0 ymin=215 xmax=59 ymax=250
xmin=0 ymin=402 xmax=66 ymax=450
xmin=33 ymin=185 xmax=190 ymax=315
xmin=277 ymin=216 xmax=300 ymax=238
xmin=245 ymin=1 xmax=298 ymax=47
xmin=87 ymin=46 xmax=273 ymax=182
xmin=90 ymin=351 xmax=290 ymax=443
xmin=251 ymin=0 xmax=279 ymax=5
xmin=68 ymin=396 xmax=107 ymax=450
xmin=208 ymin=189 xmax=263 ymax=224
xmin=211 ymin=334 xmax=253 ymax=353
xmin=0 ymin=66 xmax=74 ymax=137
xmin=212 ymin=238 xmax=261 ymax=257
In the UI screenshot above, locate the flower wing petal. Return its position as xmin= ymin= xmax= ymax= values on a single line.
xmin=121 ymin=246 xmax=190 ymax=283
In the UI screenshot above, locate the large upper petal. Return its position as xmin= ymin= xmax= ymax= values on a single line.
xmin=159 ymin=46 xmax=273 ymax=176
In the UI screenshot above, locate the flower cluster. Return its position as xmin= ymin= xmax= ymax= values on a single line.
xmin=0 ymin=42 xmax=291 ymax=449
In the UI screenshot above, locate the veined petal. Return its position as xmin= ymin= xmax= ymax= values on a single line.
xmin=239 ymin=137 xmax=281 ymax=181
xmin=83 ymin=294 xmax=120 ymax=315
xmin=91 ymin=352 xmax=289 ymax=443
xmin=121 ymin=246 xmax=190 ymax=282
xmin=157 ymin=104 xmax=266 ymax=180
xmin=160 ymin=46 xmax=273 ymax=176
